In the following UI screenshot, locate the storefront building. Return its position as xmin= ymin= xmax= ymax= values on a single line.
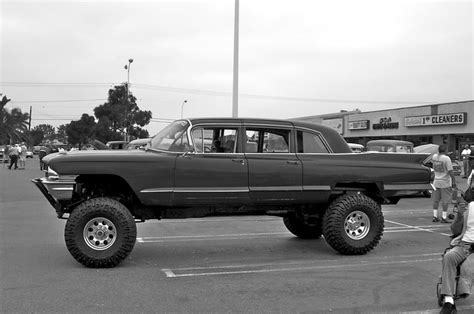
xmin=295 ymin=100 xmax=474 ymax=154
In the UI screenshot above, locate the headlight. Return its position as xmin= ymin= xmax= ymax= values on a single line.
xmin=45 ymin=167 xmax=59 ymax=180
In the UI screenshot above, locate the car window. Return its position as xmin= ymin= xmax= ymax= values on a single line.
xmin=150 ymin=120 xmax=190 ymax=152
xmin=191 ymin=127 xmax=238 ymax=153
xmin=245 ymin=129 xmax=290 ymax=153
xmin=296 ymin=131 xmax=329 ymax=153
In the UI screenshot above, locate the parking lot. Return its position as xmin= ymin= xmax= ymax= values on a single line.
xmin=1 ymin=156 xmax=473 ymax=313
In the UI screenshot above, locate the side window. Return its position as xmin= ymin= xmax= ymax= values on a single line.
xmin=297 ymin=131 xmax=329 ymax=153
xmin=191 ymin=127 xmax=238 ymax=153
xmin=245 ymin=129 xmax=290 ymax=153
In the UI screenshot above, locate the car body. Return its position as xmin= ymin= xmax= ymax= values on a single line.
xmin=367 ymin=140 xmax=414 ymax=153
xmin=33 ymin=118 xmax=432 ymax=268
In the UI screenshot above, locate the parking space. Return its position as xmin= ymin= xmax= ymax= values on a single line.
xmin=2 ymin=168 xmax=473 ymax=313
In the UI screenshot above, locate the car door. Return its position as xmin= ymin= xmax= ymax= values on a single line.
xmin=173 ymin=123 xmax=250 ymax=206
xmin=295 ymin=128 xmax=332 ymax=203
xmin=244 ymin=124 xmax=302 ymax=204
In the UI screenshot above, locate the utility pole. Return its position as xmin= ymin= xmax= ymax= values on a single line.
xmin=232 ymin=0 xmax=239 ymax=118
xmin=124 ymin=58 xmax=133 ymax=141
xmin=28 ymin=106 xmax=32 ymax=131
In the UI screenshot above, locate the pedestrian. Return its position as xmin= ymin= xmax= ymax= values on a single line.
xmin=469 ymin=145 xmax=474 ymax=178
xmin=439 ymin=184 xmax=474 ymax=314
xmin=7 ymin=144 xmax=20 ymax=170
xmin=38 ymin=145 xmax=47 ymax=170
xmin=461 ymin=144 xmax=471 ymax=178
xmin=18 ymin=142 xmax=27 ymax=169
xmin=432 ymin=144 xmax=457 ymax=223
xmin=2 ymin=145 xmax=9 ymax=167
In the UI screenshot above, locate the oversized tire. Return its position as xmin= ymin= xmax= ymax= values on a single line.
xmin=65 ymin=197 xmax=137 ymax=268
xmin=283 ymin=215 xmax=323 ymax=239
xmin=322 ymin=194 xmax=384 ymax=255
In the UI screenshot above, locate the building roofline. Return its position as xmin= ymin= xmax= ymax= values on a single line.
xmin=292 ymin=100 xmax=474 ymax=120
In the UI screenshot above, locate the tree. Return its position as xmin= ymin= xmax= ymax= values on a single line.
xmin=29 ymin=129 xmax=44 ymax=146
xmin=0 ymin=95 xmax=30 ymax=144
xmin=32 ymin=124 xmax=56 ymax=141
xmin=66 ymin=114 xmax=96 ymax=149
xmin=56 ymin=124 xmax=68 ymax=143
xmin=93 ymin=85 xmax=151 ymax=142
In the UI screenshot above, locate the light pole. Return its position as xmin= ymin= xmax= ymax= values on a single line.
xmin=181 ymin=100 xmax=187 ymax=119
xmin=124 ymin=58 xmax=133 ymax=141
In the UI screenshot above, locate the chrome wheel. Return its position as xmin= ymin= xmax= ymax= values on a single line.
xmin=83 ymin=217 xmax=117 ymax=251
xmin=344 ymin=211 xmax=370 ymax=240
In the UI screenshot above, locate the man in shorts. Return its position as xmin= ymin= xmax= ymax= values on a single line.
xmin=432 ymin=144 xmax=457 ymax=223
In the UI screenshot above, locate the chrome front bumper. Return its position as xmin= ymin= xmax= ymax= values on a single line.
xmin=32 ymin=178 xmax=76 ymax=217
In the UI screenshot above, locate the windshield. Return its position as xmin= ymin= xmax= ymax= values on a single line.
xmin=150 ymin=120 xmax=190 ymax=152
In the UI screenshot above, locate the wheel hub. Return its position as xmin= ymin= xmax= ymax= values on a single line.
xmin=83 ymin=217 xmax=117 ymax=250
xmin=344 ymin=211 xmax=370 ymax=240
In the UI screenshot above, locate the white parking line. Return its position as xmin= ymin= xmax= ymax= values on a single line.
xmin=161 ymin=255 xmax=441 ymax=278
xmin=136 ymin=223 xmax=448 ymax=243
xmin=385 ymin=219 xmax=451 ymax=237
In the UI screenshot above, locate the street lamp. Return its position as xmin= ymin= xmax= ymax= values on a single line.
xmin=181 ymin=100 xmax=187 ymax=119
xmin=124 ymin=58 xmax=133 ymax=141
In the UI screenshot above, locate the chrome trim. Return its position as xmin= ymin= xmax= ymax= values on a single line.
xmin=303 ymin=185 xmax=332 ymax=191
xmin=140 ymin=187 xmax=249 ymax=193
xmin=140 ymin=188 xmax=173 ymax=193
xmin=249 ymin=186 xmax=301 ymax=191
xmin=384 ymin=183 xmax=433 ymax=190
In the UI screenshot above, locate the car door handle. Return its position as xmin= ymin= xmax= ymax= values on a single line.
xmin=232 ymin=158 xmax=245 ymax=165
xmin=286 ymin=160 xmax=299 ymax=165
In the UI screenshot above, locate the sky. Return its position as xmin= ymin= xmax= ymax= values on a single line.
xmin=1 ymin=0 xmax=473 ymax=136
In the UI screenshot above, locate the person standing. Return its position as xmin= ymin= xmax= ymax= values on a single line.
xmin=469 ymin=145 xmax=474 ymax=179
xmin=38 ymin=145 xmax=47 ymax=170
xmin=432 ymin=144 xmax=457 ymax=223
xmin=18 ymin=142 xmax=27 ymax=169
xmin=461 ymin=144 xmax=471 ymax=178
xmin=7 ymin=144 xmax=20 ymax=170
xmin=439 ymin=186 xmax=473 ymax=314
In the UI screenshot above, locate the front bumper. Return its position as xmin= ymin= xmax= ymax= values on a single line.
xmin=32 ymin=177 xmax=76 ymax=217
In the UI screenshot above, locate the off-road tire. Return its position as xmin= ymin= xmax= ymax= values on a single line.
xmin=283 ymin=215 xmax=323 ymax=239
xmin=322 ymin=194 xmax=384 ymax=255
xmin=65 ymin=197 xmax=137 ymax=268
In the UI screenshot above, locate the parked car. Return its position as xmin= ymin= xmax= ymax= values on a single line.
xmin=26 ymin=151 xmax=34 ymax=158
xmin=0 ymin=145 xmax=7 ymax=162
xmin=367 ymin=140 xmax=414 ymax=153
xmin=414 ymin=144 xmax=462 ymax=176
xmin=106 ymin=140 xmax=128 ymax=150
xmin=126 ymin=138 xmax=151 ymax=150
xmin=347 ymin=143 xmax=365 ymax=153
xmin=33 ymin=118 xmax=432 ymax=268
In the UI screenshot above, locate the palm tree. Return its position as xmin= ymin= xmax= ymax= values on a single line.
xmin=0 ymin=95 xmax=30 ymax=144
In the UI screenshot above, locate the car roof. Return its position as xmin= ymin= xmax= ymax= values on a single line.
xmin=367 ymin=139 xmax=413 ymax=145
xmin=186 ymin=117 xmax=351 ymax=153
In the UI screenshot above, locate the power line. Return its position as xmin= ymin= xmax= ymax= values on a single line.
xmin=1 ymin=81 xmax=435 ymax=105
xmin=10 ymin=98 xmax=106 ymax=104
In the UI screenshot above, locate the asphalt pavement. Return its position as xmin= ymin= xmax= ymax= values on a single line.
xmin=1 ymin=156 xmax=473 ymax=313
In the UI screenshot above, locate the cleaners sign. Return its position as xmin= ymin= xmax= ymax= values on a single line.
xmin=404 ymin=112 xmax=467 ymax=127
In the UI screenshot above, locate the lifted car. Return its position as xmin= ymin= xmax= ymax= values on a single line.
xmin=33 ymin=118 xmax=432 ymax=268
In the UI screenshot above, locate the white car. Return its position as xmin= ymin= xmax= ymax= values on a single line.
xmin=26 ymin=151 xmax=34 ymax=158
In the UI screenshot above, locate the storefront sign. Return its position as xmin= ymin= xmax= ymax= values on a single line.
xmin=404 ymin=112 xmax=467 ymax=127
xmin=372 ymin=117 xmax=399 ymax=130
xmin=348 ymin=120 xmax=370 ymax=130
xmin=322 ymin=118 xmax=343 ymax=134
